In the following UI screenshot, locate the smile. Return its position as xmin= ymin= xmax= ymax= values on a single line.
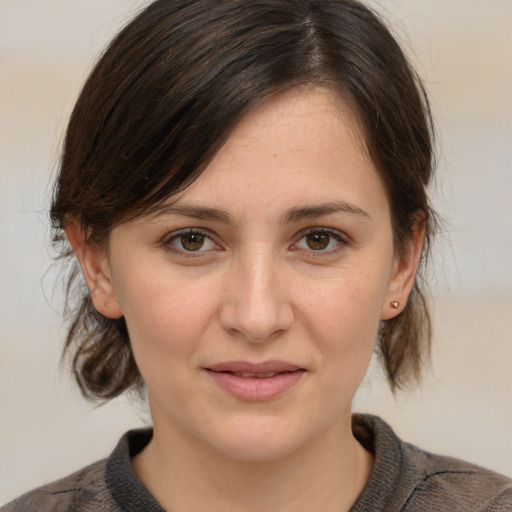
xmin=230 ymin=372 xmax=280 ymax=378
xmin=204 ymin=361 xmax=306 ymax=401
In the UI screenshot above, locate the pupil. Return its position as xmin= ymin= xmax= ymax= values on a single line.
xmin=181 ymin=233 xmax=204 ymax=251
xmin=307 ymin=232 xmax=330 ymax=250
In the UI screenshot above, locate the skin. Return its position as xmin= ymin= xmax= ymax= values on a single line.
xmin=68 ymin=87 xmax=423 ymax=512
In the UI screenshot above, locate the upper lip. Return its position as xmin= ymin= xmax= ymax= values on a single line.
xmin=205 ymin=361 xmax=304 ymax=373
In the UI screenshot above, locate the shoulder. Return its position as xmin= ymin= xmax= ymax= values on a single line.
xmin=2 ymin=428 xmax=154 ymax=512
xmin=352 ymin=414 xmax=512 ymax=512
xmin=1 ymin=459 xmax=118 ymax=512
xmin=401 ymin=441 xmax=512 ymax=511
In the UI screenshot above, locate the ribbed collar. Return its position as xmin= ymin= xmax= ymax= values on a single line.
xmin=104 ymin=414 xmax=402 ymax=511
xmin=350 ymin=414 xmax=403 ymax=511
xmin=105 ymin=428 xmax=165 ymax=511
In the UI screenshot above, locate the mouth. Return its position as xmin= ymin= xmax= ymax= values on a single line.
xmin=204 ymin=361 xmax=306 ymax=401
xmin=206 ymin=360 xmax=304 ymax=374
xmin=224 ymin=371 xmax=284 ymax=378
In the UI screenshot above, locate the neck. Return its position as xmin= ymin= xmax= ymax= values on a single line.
xmin=133 ymin=414 xmax=373 ymax=512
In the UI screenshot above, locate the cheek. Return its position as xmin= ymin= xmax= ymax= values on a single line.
xmin=114 ymin=268 xmax=222 ymax=365
xmin=120 ymin=274 xmax=225 ymax=406
xmin=302 ymin=267 xmax=388 ymax=333
xmin=298 ymin=270 xmax=388 ymax=374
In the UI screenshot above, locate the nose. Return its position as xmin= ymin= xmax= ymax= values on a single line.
xmin=219 ymin=249 xmax=294 ymax=343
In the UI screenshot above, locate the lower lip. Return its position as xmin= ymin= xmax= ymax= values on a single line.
xmin=205 ymin=370 xmax=306 ymax=401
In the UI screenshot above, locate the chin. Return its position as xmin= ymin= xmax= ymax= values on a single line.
xmin=216 ymin=437 xmax=302 ymax=462
xmin=203 ymin=416 xmax=311 ymax=462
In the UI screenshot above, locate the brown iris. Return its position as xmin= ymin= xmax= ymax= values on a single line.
xmin=305 ymin=232 xmax=331 ymax=250
xmin=180 ymin=232 xmax=205 ymax=251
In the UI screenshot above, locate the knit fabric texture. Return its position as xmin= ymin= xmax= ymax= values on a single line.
xmin=3 ymin=415 xmax=512 ymax=511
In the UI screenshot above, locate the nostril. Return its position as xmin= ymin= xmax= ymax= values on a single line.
xmin=218 ymin=280 xmax=294 ymax=343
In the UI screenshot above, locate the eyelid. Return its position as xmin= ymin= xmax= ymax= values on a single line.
xmin=161 ymin=228 xmax=221 ymax=254
xmin=159 ymin=226 xmax=349 ymax=256
xmin=291 ymin=227 xmax=349 ymax=253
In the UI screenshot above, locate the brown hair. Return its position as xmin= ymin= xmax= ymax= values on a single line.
xmin=52 ymin=0 xmax=436 ymax=400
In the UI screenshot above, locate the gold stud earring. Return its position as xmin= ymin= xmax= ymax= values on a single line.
xmin=391 ymin=301 xmax=399 ymax=309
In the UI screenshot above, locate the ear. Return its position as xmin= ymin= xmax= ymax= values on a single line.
xmin=381 ymin=215 xmax=425 ymax=320
xmin=65 ymin=220 xmax=123 ymax=319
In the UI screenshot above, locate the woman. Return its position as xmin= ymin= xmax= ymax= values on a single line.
xmin=4 ymin=0 xmax=511 ymax=510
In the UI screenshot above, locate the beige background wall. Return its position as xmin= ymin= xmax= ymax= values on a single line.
xmin=1 ymin=0 xmax=511 ymax=504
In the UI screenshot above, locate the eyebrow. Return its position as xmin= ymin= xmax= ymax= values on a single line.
xmin=148 ymin=199 xmax=369 ymax=224
xmin=282 ymin=201 xmax=370 ymax=223
xmin=149 ymin=203 xmax=232 ymax=224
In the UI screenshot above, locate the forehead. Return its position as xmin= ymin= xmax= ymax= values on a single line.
xmin=223 ymin=86 xmax=367 ymax=163
xmin=162 ymin=87 xmax=388 ymax=221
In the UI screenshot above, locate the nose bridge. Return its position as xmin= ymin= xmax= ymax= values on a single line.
xmin=220 ymin=243 xmax=293 ymax=342
xmin=245 ymin=245 xmax=278 ymax=309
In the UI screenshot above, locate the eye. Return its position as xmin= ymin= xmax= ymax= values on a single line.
xmin=163 ymin=229 xmax=218 ymax=253
xmin=293 ymin=229 xmax=346 ymax=252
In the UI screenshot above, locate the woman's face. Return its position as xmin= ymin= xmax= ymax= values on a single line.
xmin=89 ymin=87 xmax=417 ymax=460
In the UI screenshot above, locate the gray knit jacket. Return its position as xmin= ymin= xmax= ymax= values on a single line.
xmin=3 ymin=415 xmax=512 ymax=511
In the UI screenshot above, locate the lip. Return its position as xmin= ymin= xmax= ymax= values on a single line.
xmin=204 ymin=361 xmax=306 ymax=401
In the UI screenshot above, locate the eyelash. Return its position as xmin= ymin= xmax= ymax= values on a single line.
xmin=160 ymin=227 xmax=349 ymax=257
xmin=291 ymin=228 xmax=348 ymax=256
xmin=161 ymin=229 xmax=220 ymax=255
